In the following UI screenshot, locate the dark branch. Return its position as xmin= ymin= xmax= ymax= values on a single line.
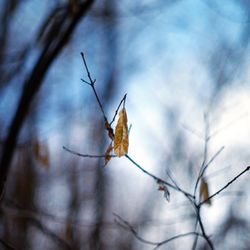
xmin=0 ymin=0 xmax=95 ymax=199
xmin=81 ymin=52 xmax=108 ymax=124
xmin=200 ymin=165 xmax=250 ymax=206
xmin=109 ymin=93 xmax=127 ymax=126
xmin=63 ymin=146 xmax=116 ymax=158
xmin=194 ymin=146 xmax=225 ymax=198
xmin=114 ymin=213 xmax=203 ymax=250
xmin=0 ymin=239 xmax=15 ymax=250
xmin=125 ymin=154 xmax=195 ymax=199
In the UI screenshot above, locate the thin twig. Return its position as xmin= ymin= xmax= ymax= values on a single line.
xmin=109 ymin=93 xmax=127 ymax=126
xmin=114 ymin=213 xmax=157 ymax=246
xmin=114 ymin=213 xmax=203 ymax=250
xmin=63 ymin=146 xmax=116 ymax=158
xmin=81 ymin=52 xmax=108 ymax=124
xmin=199 ymin=165 xmax=250 ymax=206
xmin=125 ymin=154 xmax=195 ymax=199
xmin=194 ymin=146 xmax=225 ymax=197
xmin=193 ymin=114 xmax=210 ymax=198
xmin=152 ymin=232 xmax=204 ymax=250
xmin=166 ymin=170 xmax=194 ymax=203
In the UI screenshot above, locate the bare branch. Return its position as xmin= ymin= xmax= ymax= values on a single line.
xmin=194 ymin=146 xmax=225 ymax=197
xmin=125 ymin=154 xmax=195 ymax=200
xmin=81 ymin=52 xmax=108 ymax=125
xmin=109 ymin=93 xmax=127 ymax=126
xmin=199 ymin=165 xmax=250 ymax=206
xmin=114 ymin=213 xmax=203 ymax=250
xmin=63 ymin=146 xmax=116 ymax=158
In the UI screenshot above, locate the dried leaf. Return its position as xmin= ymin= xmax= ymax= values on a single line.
xmin=33 ymin=140 xmax=50 ymax=169
xmin=158 ymin=183 xmax=170 ymax=202
xmin=114 ymin=108 xmax=129 ymax=157
xmin=105 ymin=121 xmax=114 ymax=140
xmin=200 ymin=178 xmax=211 ymax=205
xmin=104 ymin=143 xmax=113 ymax=166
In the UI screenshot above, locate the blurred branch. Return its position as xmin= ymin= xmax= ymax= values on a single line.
xmin=114 ymin=213 xmax=203 ymax=250
xmin=28 ymin=217 xmax=72 ymax=250
xmin=0 ymin=239 xmax=15 ymax=250
xmin=193 ymin=114 xmax=210 ymax=198
xmin=0 ymin=0 xmax=95 ymax=198
xmin=2 ymin=199 xmax=71 ymax=249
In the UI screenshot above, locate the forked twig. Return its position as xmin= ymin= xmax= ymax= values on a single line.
xmin=63 ymin=52 xmax=250 ymax=250
xmin=81 ymin=52 xmax=108 ymax=125
xmin=114 ymin=213 xmax=204 ymax=250
xmin=199 ymin=165 xmax=250 ymax=206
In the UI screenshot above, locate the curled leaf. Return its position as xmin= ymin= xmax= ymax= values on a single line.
xmin=200 ymin=178 xmax=211 ymax=205
xmin=105 ymin=121 xmax=114 ymax=140
xmin=104 ymin=143 xmax=113 ymax=166
xmin=114 ymin=108 xmax=129 ymax=157
xmin=158 ymin=183 xmax=170 ymax=202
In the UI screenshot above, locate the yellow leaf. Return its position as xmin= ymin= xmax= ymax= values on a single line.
xmin=33 ymin=140 xmax=50 ymax=169
xmin=200 ymin=178 xmax=211 ymax=205
xmin=104 ymin=143 xmax=113 ymax=166
xmin=114 ymin=108 xmax=129 ymax=157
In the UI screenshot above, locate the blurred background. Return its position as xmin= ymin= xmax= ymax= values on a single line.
xmin=0 ymin=0 xmax=250 ymax=249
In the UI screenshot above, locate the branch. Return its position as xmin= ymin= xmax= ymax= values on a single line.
xmin=109 ymin=93 xmax=127 ymax=126
xmin=125 ymin=154 xmax=195 ymax=200
xmin=81 ymin=52 xmax=108 ymax=125
xmin=194 ymin=146 xmax=225 ymax=198
xmin=195 ymin=209 xmax=214 ymax=250
xmin=114 ymin=213 xmax=203 ymax=250
xmin=63 ymin=146 xmax=195 ymax=199
xmin=0 ymin=239 xmax=15 ymax=250
xmin=152 ymin=232 xmax=204 ymax=250
xmin=193 ymin=115 xmax=209 ymax=198
xmin=199 ymin=165 xmax=250 ymax=206
xmin=63 ymin=146 xmax=116 ymax=158
xmin=28 ymin=217 xmax=71 ymax=250
xmin=0 ymin=0 xmax=95 ymax=198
